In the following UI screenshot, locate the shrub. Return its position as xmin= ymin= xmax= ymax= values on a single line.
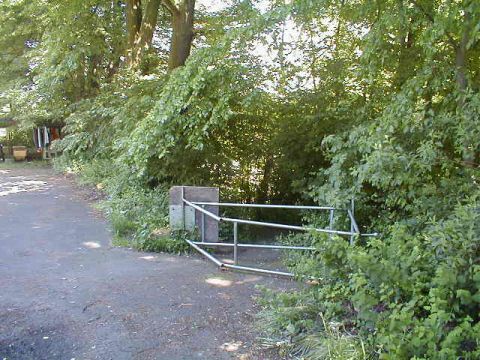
xmin=260 ymin=197 xmax=480 ymax=359
xmin=138 ymin=230 xmax=191 ymax=254
xmin=4 ymin=126 xmax=35 ymax=148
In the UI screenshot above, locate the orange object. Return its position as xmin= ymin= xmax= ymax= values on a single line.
xmin=12 ymin=146 xmax=27 ymax=161
xmin=51 ymin=128 xmax=60 ymax=140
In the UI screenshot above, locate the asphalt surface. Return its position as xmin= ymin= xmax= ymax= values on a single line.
xmin=0 ymin=165 xmax=290 ymax=360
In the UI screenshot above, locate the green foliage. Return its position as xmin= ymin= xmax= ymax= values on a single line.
xmin=4 ymin=0 xmax=480 ymax=358
xmin=4 ymin=126 xmax=35 ymax=148
xmin=0 ymin=0 xmax=46 ymax=118
xmin=138 ymin=230 xmax=191 ymax=254
xmin=122 ymin=45 xmax=274 ymax=194
xmin=257 ymin=1 xmax=480 ymax=359
xmin=262 ymin=198 xmax=480 ymax=359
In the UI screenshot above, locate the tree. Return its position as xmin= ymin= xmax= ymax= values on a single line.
xmin=127 ymin=0 xmax=162 ymax=67
xmin=0 ymin=0 xmax=46 ymax=121
xmin=164 ymin=0 xmax=195 ymax=70
xmin=126 ymin=0 xmax=195 ymax=70
xmin=2 ymin=1 xmax=480 ymax=356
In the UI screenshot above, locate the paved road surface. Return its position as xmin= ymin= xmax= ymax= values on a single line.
xmin=0 ymin=165 xmax=289 ymax=360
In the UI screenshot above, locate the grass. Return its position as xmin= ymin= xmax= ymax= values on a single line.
xmin=111 ymin=236 xmax=132 ymax=247
xmin=0 ymin=159 xmax=51 ymax=169
xmin=110 ymin=212 xmax=137 ymax=239
xmin=138 ymin=231 xmax=191 ymax=254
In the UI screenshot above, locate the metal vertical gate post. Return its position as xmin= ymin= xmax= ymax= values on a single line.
xmin=350 ymin=198 xmax=355 ymax=245
xmin=329 ymin=209 xmax=334 ymax=239
xmin=181 ymin=186 xmax=186 ymax=230
xmin=201 ymin=205 xmax=206 ymax=242
xmin=233 ymin=222 xmax=238 ymax=265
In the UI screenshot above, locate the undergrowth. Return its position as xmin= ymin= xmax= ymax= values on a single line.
xmin=258 ymin=196 xmax=480 ymax=359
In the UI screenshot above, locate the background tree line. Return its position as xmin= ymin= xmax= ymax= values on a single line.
xmin=1 ymin=0 xmax=479 ymax=358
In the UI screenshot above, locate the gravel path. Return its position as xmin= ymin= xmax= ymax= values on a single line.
xmin=0 ymin=165 xmax=290 ymax=360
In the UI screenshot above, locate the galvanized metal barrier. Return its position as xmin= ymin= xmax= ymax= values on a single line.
xmin=181 ymin=188 xmax=377 ymax=277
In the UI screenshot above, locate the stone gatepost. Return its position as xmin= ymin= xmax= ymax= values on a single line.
xmin=169 ymin=186 xmax=219 ymax=242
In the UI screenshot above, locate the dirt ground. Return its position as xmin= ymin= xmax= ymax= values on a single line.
xmin=0 ymin=163 xmax=292 ymax=360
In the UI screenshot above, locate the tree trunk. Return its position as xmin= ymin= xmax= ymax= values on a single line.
xmin=168 ymin=0 xmax=195 ymax=70
xmin=455 ymin=33 xmax=468 ymax=93
xmin=456 ymin=12 xmax=474 ymax=166
xmin=86 ymin=55 xmax=101 ymax=96
xmin=256 ymin=156 xmax=274 ymax=204
xmin=126 ymin=0 xmax=195 ymax=70
xmin=132 ymin=0 xmax=162 ymax=65
xmin=394 ymin=0 xmax=416 ymax=89
xmin=126 ymin=0 xmax=142 ymax=52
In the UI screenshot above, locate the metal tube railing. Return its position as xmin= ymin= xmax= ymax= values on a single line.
xmin=192 ymin=241 xmax=315 ymax=251
xmin=183 ymin=198 xmax=221 ymax=221
xmin=201 ymin=205 xmax=206 ymax=242
xmin=329 ymin=209 xmax=335 ymax=239
xmin=233 ymin=222 xmax=238 ymax=265
xmin=182 ymin=193 xmax=377 ymax=277
xmin=191 ymin=201 xmax=336 ymax=210
xmin=223 ymin=264 xmax=294 ymax=277
xmin=181 ymin=187 xmax=186 ymax=230
xmin=186 ymin=240 xmax=224 ymax=267
xmin=347 ymin=209 xmax=360 ymax=234
xmin=186 ymin=242 xmax=294 ymax=277
xmin=222 ymin=217 xmax=357 ymax=236
xmin=183 ymin=197 xmax=357 ymax=236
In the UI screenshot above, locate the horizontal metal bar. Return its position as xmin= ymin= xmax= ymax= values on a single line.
xmin=360 ymin=233 xmax=379 ymax=237
xmin=221 ymin=216 xmax=356 ymax=236
xmin=186 ymin=240 xmax=224 ymax=267
xmin=191 ymin=201 xmax=335 ymax=210
xmin=192 ymin=242 xmax=233 ymax=247
xmin=183 ymin=198 xmax=366 ymax=237
xmin=223 ymin=264 xmax=294 ymax=277
xmin=182 ymin=198 xmax=221 ymax=221
xmin=192 ymin=241 xmax=315 ymax=251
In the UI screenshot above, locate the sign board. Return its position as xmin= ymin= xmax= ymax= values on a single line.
xmin=169 ymin=186 xmax=219 ymax=242
xmin=169 ymin=205 xmax=196 ymax=231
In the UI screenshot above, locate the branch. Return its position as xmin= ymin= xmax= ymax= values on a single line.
xmin=409 ymin=0 xmax=457 ymax=49
xmin=161 ymin=0 xmax=179 ymax=15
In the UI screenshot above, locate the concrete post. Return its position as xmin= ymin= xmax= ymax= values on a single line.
xmin=169 ymin=186 xmax=219 ymax=242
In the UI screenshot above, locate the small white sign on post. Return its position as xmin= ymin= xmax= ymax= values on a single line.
xmin=169 ymin=205 xmax=196 ymax=231
xmin=0 ymin=128 xmax=6 ymax=138
xmin=169 ymin=186 xmax=219 ymax=242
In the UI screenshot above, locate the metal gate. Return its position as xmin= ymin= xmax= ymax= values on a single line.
xmin=179 ymin=188 xmax=377 ymax=277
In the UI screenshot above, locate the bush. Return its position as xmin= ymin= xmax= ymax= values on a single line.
xmin=138 ymin=230 xmax=191 ymax=254
xmin=259 ymin=197 xmax=480 ymax=359
xmin=4 ymin=126 xmax=35 ymax=148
